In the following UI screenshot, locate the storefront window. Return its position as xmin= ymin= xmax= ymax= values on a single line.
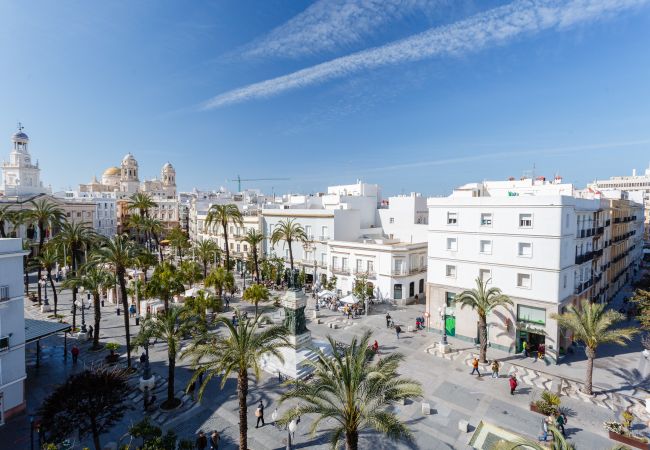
xmin=517 ymin=305 xmax=545 ymax=325
xmin=445 ymin=292 xmax=455 ymax=307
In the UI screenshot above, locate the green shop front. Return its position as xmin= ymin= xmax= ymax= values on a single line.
xmin=516 ymin=304 xmax=546 ymax=353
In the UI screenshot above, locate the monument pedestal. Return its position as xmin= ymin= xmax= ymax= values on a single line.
xmin=262 ymin=289 xmax=318 ymax=380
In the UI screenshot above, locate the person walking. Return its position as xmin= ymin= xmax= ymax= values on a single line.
xmin=509 ymin=374 xmax=518 ymax=395
xmin=539 ymin=416 xmax=549 ymax=442
xmin=71 ymin=345 xmax=79 ymax=364
xmin=470 ymin=357 xmax=481 ymax=376
xmin=395 ymin=325 xmax=402 ymax=339
xmin=522 ymin=340 xmax=528 ymax=357
xmin=225 ymin=295 xmax=230 ymax=310
xmin=556 ymin=411 xmax=567 ymax=436
xmin=196 ymin=431 xmax=208 ymax=450
xmin=129 ymin=304 xmax=136 ymax=318
xmin=385 ymin=313 xmax=392 ymax=328
xmin=209 ymin=430 xmax=220 ymax=450
xmin=255 ymin=400 xmax=265 ymax=428
xmin=491 ymin=360 xmax=500 ymax=378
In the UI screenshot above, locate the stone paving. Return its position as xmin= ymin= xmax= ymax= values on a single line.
xmin=2 ymin=272 xmax=649 ymax=449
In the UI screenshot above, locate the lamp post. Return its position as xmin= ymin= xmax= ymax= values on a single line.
xmin=438 ymin=306 xmax=448 ymax=346
xmin=78 ymin=287 xmax=87 ymax=333
xmin=39 ymin=276 xmax=49 ymax=307
xmin=287 ymin=418 xmax=297 ymax=450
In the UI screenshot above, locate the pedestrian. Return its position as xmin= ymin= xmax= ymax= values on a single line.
xmin=395 ymin=325 xmax=402 ymax=339
xmin=347 ymin=306 xmax=352 ymax=320
xmin=522 ymin=340 xmax=528 ymax=357
xmin=196 ymin=431 xmax=208 ymax=450
xmin=509 ymin=374 xmax=518 ymax=395
xmin=87 ymin=325 xmax=93 ymax=341
xmin=491 ymin=360 xmax=500 ymax=378
xmin=385 ymin=313 xmax=392 ymax=328
xmin=538 ymin=343 xmax=545 ymax=360
xmin=209 ymin=430 xmax=220 ymax=450
xmin=129 ymin=304 xmax=136 ymax=317
xmin=533 ymin=344 xmax=538 ymax=362
xmin=140 ymin=352 xmax=147 ymax=366
xmin=232 ymin=314 xmax=237 ymax=327
xmin=539 ymin=416 xmax=549 ymax=442
xmin=470 ymin=357 xmax=481 ymax=376
xmin=556 ymin=411 xmax=567 ymax=436
xmin=255 ymin=400 xmax=265 ymax=428
xmin=225 ymin=296 xmax=230 ymax=310
xmin=71 ymin=345 xmax=79 ymax=364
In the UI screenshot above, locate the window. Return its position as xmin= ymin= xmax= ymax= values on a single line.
xmin=446 ymin=237 xmax=457 ymax=251
xmin=321 ymin=226 xmax=329 ymax=239
xmin=517 ymin=305 xmax=545 ymax=325
xmin=445 ymin=292 xmax=455 ymax=307
xmin=0 ymin=285 xmax=9 ymax=302
xmin=409 ymin=282 xmax=415 ymax=297
xmin=356 ymin=259 xmax=363 ymax=272
xmin=394 ymin=259 xmax=403 ymax=274
xmin=480 ymin=213 xmax=492 ymax=226
xmin=367 ymin=260 xmax=374 ymax=273
xmin=517 ymin=273 xmax=531 ymax=288
xmin=332 ymin=256 xmax=339 ymax=269
xmin=447 ymin=212 xmax=458 ymax=225
xmin=419 ymin=279 xmax=424 ymax=293
xmin=389 ymin=217 xmax=395 ymax=224
xmin=342 ymin=258 xmax=348 ymax=270
xmin=563 ymin=274 xmax=567 ymax=289
xmin=243 ymin=244 xmax=248 ymax=252
xmin=236 ymin=244 xmax=240 ymax=252
xmin=230 ymin=243 xmax=234 ymax=250
xmin=394 ymin=284 xmax=403 ymax=300
xmin=519 ymin=213 xmax=533 ymax=228
xmin=479 ymin=240 xmax=492 ymax=254
xmin=479 ymin=269 xmax=491 ymax=283
xmin=445 ymin=265 xmax=456 ymax=277
xmin=305 ymin=225 xmax=312 ymax=239
xmin=321 ymin=253 xmax=327 ymax=265
xmin=518 ymin=242 xmax=532 ymax=257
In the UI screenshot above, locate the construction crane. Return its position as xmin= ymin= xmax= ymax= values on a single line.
xmin=229 ymin=175 xmax=290 ymax=192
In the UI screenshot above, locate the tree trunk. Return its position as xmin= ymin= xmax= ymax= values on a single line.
xmin=238 ymin=370 xmax=249 ymax=450
xmin=167 ymin=353 xmax=175 ymax=405
xmin=0 ymin=221 xmax=5 ymax=238
xmin=90 ymin=417 xmax=101 ymax=450
xmin=48 ymin=269 xmax=58 ymax=316
xmin=93 ymin=292 xmax=101 ymax=349
xmin=224 ymin=227 xmax=230 ymax=272
xmin=288 ymin=239 xmax=294 ymax=272
xmin=253 ymin=248 xmax=260 ymax=283
xmin=37 ymin=221 xmax=45 ymax=305
xmin=584 ymin=347 xmax=596 ymax=395
xmin=72 ymin=248 xmax=78 ymax=331
xmin=345 ymin=430 xmax=358 ymax=450
xmin=478 ymin=315 xmax=488 ymax=363
xmin=203 ymin=261 xmax=208 ymax=280
xmin=153 ymin=231 xmax=163 ymax=262
xmin=118 ymin=269 xmax=132 ymax=368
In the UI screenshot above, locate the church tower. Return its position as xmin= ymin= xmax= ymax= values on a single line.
xmin=1 ymin=123 xmax=48 ymax=197
xmin=161 ymin=162 xmax=176 ymax=198
xmin=120 ymin=153 xmax=140 ymax=194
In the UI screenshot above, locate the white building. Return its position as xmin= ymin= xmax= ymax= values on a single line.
xmin=1 ymin=124 xmax=50 ymax=197
xmin=426 ymin=178 xmax=643 ymax=362
xmin=0 ymin=239 xmax=27 ymax=424
xmin=55 ymin=191 xmax=118 ymax=237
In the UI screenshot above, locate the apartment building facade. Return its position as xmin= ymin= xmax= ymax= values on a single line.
xmin=426 ymin=179 xmax=643 ymax=362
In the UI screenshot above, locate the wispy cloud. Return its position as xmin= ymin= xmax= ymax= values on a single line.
xmin=202 ymin=0 xmax=648 ymax=110
xmin=241 ymin=0 xmax=449 ymax=59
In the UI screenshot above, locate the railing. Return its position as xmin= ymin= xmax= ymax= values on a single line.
xmin=596 ymin=226 xmax=604 ymax=235
xmin=318 ymin=236 xmax=331 ymax=241
xmin=574 ymin=283 xmax=583 ymax=295
xmin=353 ymin=270 xmax=376 ymax=279
xmin=409 ymin=266 xmax=427 ymax=274
xmin=391 ymin=270 xmax=407 ymax=276
xmin=331 ymin=267 xmax=350 ymax=275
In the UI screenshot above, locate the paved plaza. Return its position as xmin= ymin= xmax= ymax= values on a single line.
xmin=2 ymin=272 xmax=649 ymax=449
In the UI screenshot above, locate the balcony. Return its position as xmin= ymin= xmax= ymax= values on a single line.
xmin=353 ymin=269 xmax=376 ymax=279
xmin=594 ymin=248 xmax=604 ymax=258
xmin=331 ymin=266 xmax=350 ymax=275
xmin=317 ymin=236 xmax=331 ymax=241
xmin=605 ymin=219 xmax=611 ymax=227
xmin=391 ymin=270 xmax=408 ymax=276
xmin=580 ymin=229 xmax=586 ymax=238
xmin=596 ymin=226 xmax=604 ymax=235
xmin=409 ymin=266 xmax=427 ymax=275
xmin=574 ymin=283 xmax=583 ymax=295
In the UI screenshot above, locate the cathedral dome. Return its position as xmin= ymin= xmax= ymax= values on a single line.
xmin=162 ymin=162 xmax=175 ymax=171
xmin=122 ymin=153 xmax=137 ymax=164
xmin=12 ymin=131 xmax=29 ymax=141
xmin=103 ymin=166 xmax=120 ymax=177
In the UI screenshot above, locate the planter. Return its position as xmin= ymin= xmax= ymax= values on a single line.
xmin=530 ymin=403 xmax=541 ymax=414
xmin=608 ymin=430 xmax=649 ymax=449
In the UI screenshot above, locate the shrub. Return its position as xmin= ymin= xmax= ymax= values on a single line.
xmin=604 ymin=421 xmax=625 ymax=434
xmin=534 ymin=390 xmax=561 ymax=416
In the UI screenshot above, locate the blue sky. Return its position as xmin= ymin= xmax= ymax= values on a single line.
xmin=1 ymin=0 xmax=649 ymax=196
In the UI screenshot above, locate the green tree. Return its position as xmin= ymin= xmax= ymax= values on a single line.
xmin=270 ymin=218 xmax=307 ymax=272
xmin=279 ymin=331 xmax=422 ymax=450
xmin=142 ymin=217 xmax=164 ymax=261
xmin=454 ymin=277 xmax=513 ymax=363
xmin=24 ymin=199 xmax=65 ymax=304
xmin=64 ymin=264 xmax=113 ymax=349
xmin=242 ymin=283 xmax=270 ymax=318
xmin=179 ymin=260 xmax=202 ymax=288
xmin=91 ymin=234 xmax=141 ymax=368
xmin=167 ymin=226 xmax=190 ymax=262
xmin=242 ymin=229 xmax=264 ymax=282
xmin=183 ymin=311 xmax=291 ymax=450
xmin=204 ymin=204 xmax=243 ymax=272
xmin=32 ymin=244 xmax=61 ymax=316
xmin=134 ymin=249 xmax=157 ymax=284
xmin=0 ymin=204 xmax=22 ymax=238
xmin=134 ymin=307 xmax=194 ymax=409
xmin=128 ymin=192 xmax=157 ymax=218
xmin=353 ymin=274 xmax=370 ymax=305
xmin=37 ymin=368 xmax=130 ymax=450
xmin=193 ymin=239 xmax=220 ymax=279
xmin=184 ymin=289 xmax=222 ymax=319
xmin=551 ymin=300 xmax=637 ymax=395
xmin=52 ymin=222 xmax=97 ymax=331
xmin=146 ymin=261 xmax=185 ymax=311
xmin=205 ymin=266 xmax=235 ymax=301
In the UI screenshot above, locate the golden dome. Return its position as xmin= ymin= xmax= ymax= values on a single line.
xmin=103 ymin=166 xmax=120 ymax=177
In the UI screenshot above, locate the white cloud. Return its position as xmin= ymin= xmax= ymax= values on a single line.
xmin=202 ymin=0 xmax=649 ymax=110
xmin=242 ymin=0 xmax=447 ymax=59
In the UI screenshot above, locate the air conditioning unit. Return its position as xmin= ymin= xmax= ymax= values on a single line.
xmin=0 ymin=336 xmax=9 ymax=352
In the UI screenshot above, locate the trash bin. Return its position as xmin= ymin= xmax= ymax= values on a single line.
xmin=116 ymin=307 xmax=120 ymax=316
xmin=135 ymin=316 xmax=140 ymax=326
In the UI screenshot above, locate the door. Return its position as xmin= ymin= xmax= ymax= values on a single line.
xmin=445 ymin=316 xmax=456 ymax=336
xmin=409 ymin=282 xmax=415 ymax=297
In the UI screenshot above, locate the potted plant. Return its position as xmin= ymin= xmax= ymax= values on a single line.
xmin=105 ymin=342 xmax=120 ymax=363
xmin=605 ymin=418 xmax=649 ymax=449
xmin=530 ymin=390 xmax=561 ymax=415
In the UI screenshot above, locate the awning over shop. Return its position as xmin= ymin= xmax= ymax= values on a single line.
xmin=25 ymin=319 xmax=71 ymax=344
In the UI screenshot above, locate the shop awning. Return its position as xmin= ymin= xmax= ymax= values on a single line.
xmin=24 ymin=319 xmax=72 ymax=344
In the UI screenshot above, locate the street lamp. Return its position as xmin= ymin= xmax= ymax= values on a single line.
xmin=287 ymin=418 xmax=298 ymax=450
xmin=78 ymin=287 xmax=87 ymax=333
xmin=39 ymin=276 xmax=49 ymax=306
xmin=438 ymin=306 xmax=447 ymax=346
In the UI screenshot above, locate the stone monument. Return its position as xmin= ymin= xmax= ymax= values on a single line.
xmin=262 ymin=273 xmax=318 ymax=379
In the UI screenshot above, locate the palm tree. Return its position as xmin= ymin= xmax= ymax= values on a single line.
xmin=167 ymin=226 xmax=190 ymax=262
xmin=194 ymin=239 xmax=220 ymax=279
xmin=145 ymin=261 xmax=185 ymax=311
xmin=128 ymin=192 xmax=157 ymax=218
xmin=242 ymin=229 xmax=264 ymax=283
xmin=91 ymin=234 xmax=141 ymax=368
xmin=126 ymin=213 xmax=146 ymax=244
xmin=24 ymin=199 xmax=64 ymax=304
xmin=142 ymin=217 xmax=164 ymax=261
xmin=551 ymin=300 xmax=637 ymax=395
xmin=0 ymin=204 xmax=18 ymax=238
xmin=204 ymin=204 xmax=243 ymax=272
xmin=32 ymin=244 xmax=61 ymax=316
xmin=279 ymin=331 xmax=422 ymax=450
xmin=242 ymin=283 xmax=269 ymax=318
xmin=183 ymin=311 xmax=291 ymax=450
xmin=52 ymin=222 xmax=97 ymax=331
xmin=204 ymin=266 xmax=234 ymax=301
xmin=133 ymin=249 xmax=157 ymax=284
xmin=454 ymin=277 xmax=513 ymax=363
xmin=179 ymin=260 xmax=202 ymax=288
xmin=270 ymin=218 xmax=307 ymax=273
xmin=63 ymin=265 xmax=113 ymax=349
xmin=133 ymin=306 xmax=193 ymax=409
